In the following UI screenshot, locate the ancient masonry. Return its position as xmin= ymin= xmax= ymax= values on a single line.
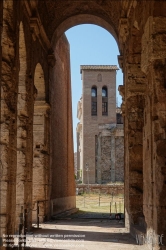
xmin=77 ymin=66 xmax=124 ymax=184
xmin=1 ymin=1 xmax=166 ymax=249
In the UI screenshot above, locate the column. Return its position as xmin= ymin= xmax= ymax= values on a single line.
xmin=141 ymin=16 xmax=166 ymax=247
xmin=119 ymin=62 xmax=146 ymax=227
xmin=32 ymin=102 xmax=50 ymax=223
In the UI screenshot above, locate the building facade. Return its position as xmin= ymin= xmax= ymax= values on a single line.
xmin=77 ymin=65 xmax=124 ymax=184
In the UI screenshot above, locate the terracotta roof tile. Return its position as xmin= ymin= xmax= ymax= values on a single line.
xmin=80 ymin=65 xmax=119 ymax=73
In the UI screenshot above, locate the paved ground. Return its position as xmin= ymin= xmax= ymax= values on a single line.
xmin=25 ymin=216 xmax=149 ymax=250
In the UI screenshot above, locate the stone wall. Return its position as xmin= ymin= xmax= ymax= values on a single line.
xmin=115 ymin=137 xmax=124 ymax=182
xmin=141 ymin=16 xmax=166 ymax=246
xmin=0 ymin=1 xmax=76 ymax=238
xmin=101 ymin=136 xmax=111 ymax=182
xmin=97 ymin=125 xmax=124 ymax=184
xmin=76 ymin=184 xmax=124 ymax=195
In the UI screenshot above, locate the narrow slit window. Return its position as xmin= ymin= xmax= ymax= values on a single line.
xmin=102 ymin=86 xmax=108 ymax=115
xmin=91 ymin=86 xmax=97 ymax=116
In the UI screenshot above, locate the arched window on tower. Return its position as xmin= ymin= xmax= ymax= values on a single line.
xmin=102 ymin=86 xmax=108 ymax=115
xmin=91 ymin=86 xmax=97 ymax=116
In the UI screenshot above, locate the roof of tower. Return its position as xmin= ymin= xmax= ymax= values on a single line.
xmin=80 ymin=65 xmax=119 ymax=73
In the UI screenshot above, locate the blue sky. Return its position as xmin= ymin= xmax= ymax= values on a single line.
xmin=65 ymin=24 xmax=123 ymax=152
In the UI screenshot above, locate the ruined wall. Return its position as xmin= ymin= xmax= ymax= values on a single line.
xmin=118 ymin=1 xmax=147 ymax=228
xmin=119 ymin=3 xmax=166 ymax=249
xmin=101 ymin=136 xmax=111 ymax=183
xmin=0 ymin=0 xmax=76 ymax=239
xmin=98 ymin=127 xmax=124 ymax=184
xmin=0 ymin=0 xmax=51 ymax=237
xmin=141 ymin=15 xmax=166 ymax=247
xmin=1 ymin=0 xmax=19 ymax=237
xmin=50 ymin=34 xmax=75 ymax=215
xmin=115 ymin=136 xmax=124 ymax=182
xmin=0 ymin=1 xmax=3 ymax=242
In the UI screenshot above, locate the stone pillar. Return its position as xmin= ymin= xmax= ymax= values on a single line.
xmin=119 ymin=62 xmax=146 ymax=228
xmin=32 ymin=101 xmax=50 ymax=223
xmin=15 ymin=21 xmax=28 ymax=230
xmin=0 ymin=1 xmax=2 ymax=244
xmin=0 ymin=0 xmax=18 ymax=238
xmin=141 ymin=16 xmax=166 ymax=248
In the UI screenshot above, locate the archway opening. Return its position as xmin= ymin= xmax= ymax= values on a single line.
xmin=32 ymin=63 xmax=50 ymax=223
xmin=50 ymin=22 xmax=124 ymax=220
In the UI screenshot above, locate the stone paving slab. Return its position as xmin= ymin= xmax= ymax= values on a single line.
xmin=27 ymin=218 xmax=149 ymax=250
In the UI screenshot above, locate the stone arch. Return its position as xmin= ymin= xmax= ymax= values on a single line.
xmin=51 ymin=14 xmax=119 ymax=49
xmin=16 ymin=21 xmax=28 ymax=229
xmin=32 ymin=63 xmax=50 ymax=223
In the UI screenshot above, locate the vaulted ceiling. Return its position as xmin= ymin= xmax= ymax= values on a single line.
xmin=36 ymin=0 xmax=127 ymax=43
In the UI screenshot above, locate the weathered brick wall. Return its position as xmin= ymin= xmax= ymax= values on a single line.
xmin=50 ymin=34 xmax=75 ymax=214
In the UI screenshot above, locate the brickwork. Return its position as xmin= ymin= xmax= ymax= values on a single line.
xmin=81 ymin=68 xmax=117 ymax=184
xmin=77 ymin=67 xmax=124 ymax=185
